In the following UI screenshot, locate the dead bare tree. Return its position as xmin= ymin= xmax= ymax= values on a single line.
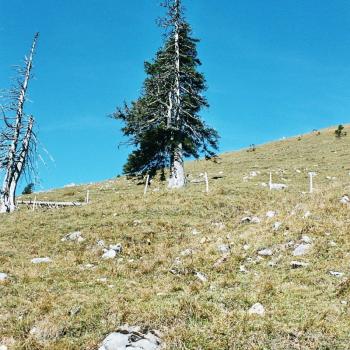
xmin=0 ymin=33 xmax=39 ymax=213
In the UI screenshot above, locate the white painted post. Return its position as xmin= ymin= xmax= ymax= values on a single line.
xmin=204 ymin=172 xmax=209 ymax=193
xmin=86 ymin=190 xmax=90 ymax=204
xmin=269 ymin=172 xmax=272 ymax=190
xmin=32 ymin=196 xmax=36 ymax=211
xmin=144 ymin=175 xmax=150 ymax=196
xmin=309 ymin=172 xmax=315 ymax=193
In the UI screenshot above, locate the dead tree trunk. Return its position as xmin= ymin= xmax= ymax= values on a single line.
xmin=0 ymin=33 xmax=39 ymax=213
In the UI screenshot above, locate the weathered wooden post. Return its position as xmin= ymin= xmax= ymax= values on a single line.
xmin=86 ymin=190 xmax=90 ymax=204
xmin=204 ymin=172 xmax=209 ymax=193
xmin=32 ymin=196 xmax=37 ymax=211
xmin=309 ymin=172 xmax=316 ymax=193
xmin=144 ymin=175 xmax=150 ymax=196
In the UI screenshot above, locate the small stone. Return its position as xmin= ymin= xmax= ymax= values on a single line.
xmin=212 ymin=222 xmax=225 ymax=230
xmin=97 ymin=240 xmax=105 ymax=247
xmin=273 ymin=222 xmax=282 ymax=231
xmin=251 ymin=216 xmax=261 ymax=224
xmin=241 ymin=216 xmax=252 ymax=223
xmin=192 ymin=229 xmax=199 ymax=235
xmin=218 ymin=244 xmax=230 ymax=254
xmin=329 ymin=241 xmax=337 ymax=247
xmin=213 ymin=254 xmax=229 ymax=268
xmin=249 ymin=171 xmax=258 ymax=177
xmin=31 ymin=257 xmax=52 ymax=264
xmin=194 ymin=271 xmax=208 ymax=283
xmin=301 ymin=235 xmax=312 ymax=244
xmin=292 ymin=244 xmax=312 ymax=256
xmin=248 ymin=303 xmax=265 ymax=316
xmin=329 ymin=271 xmax=344 ymax=277
xmin=61 ymin=231 xmax=84 ymax=242
xmin=109 ymin=243 xmax=122 ymax=253
xmin=200 ymin=237 xmax=207 ymax=244
xmin=180 ymin=248 xmax=194 ymax=256
xmin=0 ymin=272 xmax=8 ymax=282
xmin=239 ymin=265 xmax=247 ymax=273
xmin=102 ymin=249 xmax=116 ymax=260
xmin=243 ymin=244 xmax=250 ymax=251
xmin=290 ymin=261 xmax=309 ymax=268
xmin=303 ymin=211 xmax=311 ymax=218
xmin=261 ymin=182 xmax=268 ymax=187
xmin=258 ymin=248 xmax=273 ymax=256
xmin=266 ymin=211 xmax=276 ymax=218
xmin=340 ymin=195 xmax=350 ymax=204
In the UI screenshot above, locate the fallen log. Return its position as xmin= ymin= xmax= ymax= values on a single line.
xmin=17 ymin=200 xmax=85 ymax=208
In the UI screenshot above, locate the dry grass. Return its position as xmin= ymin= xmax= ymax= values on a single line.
xmin=1 ymin=126 xmax=350 ymax=349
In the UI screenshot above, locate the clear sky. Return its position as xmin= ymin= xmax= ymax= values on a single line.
xmin=1 ymin=0 xmax=350 ymax=191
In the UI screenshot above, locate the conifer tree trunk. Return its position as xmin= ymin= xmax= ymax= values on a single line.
xmin=0 ymin=33 xmax=38 ymax=213
xmin=168 ymin=0 xmax=185 ymax=189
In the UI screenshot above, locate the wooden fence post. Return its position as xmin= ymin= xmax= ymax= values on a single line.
xmin=204 ymin=172 xmax=209 ymax=193
xmin=144 ymin=175 xmax=150 ymax=196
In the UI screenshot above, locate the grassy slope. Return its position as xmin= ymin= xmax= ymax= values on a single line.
xmin=1 ymin=126 xmax=350 ymax=350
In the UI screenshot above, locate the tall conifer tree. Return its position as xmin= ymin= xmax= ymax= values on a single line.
xmin=114 ymin=0 xmax=218 ymax=187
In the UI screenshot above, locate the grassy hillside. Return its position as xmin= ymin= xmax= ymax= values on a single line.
xmin=1 ymin=126 xmax=350 ymax=349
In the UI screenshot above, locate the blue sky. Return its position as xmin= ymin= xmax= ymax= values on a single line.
xmin=1 ymin=0 xmax=350 ymax=190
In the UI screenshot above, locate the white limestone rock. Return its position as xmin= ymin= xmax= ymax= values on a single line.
xmin=266 ymin=211 xmax=276 ymax=218
xmin=329 ymin=271 xmax=344 ymax=278
xmin=102 ymin=249 xmax=117 ymax=260
xmin=61 ymin=231 xmax=85 ymax=242
xmin=290 ymin=261 xmax=309 ymax=268
xmin=31 ymin=257 xmax=52 ymax=264
xmin=248 ymin=303 xmax=265 ymax=316
xmin=292 ymin=244 xmax=312 ymax=256
xmin=0 ymin=273 xmax=8 ymax=282
xmin=258 ymin=248 xmax=273 ymax=256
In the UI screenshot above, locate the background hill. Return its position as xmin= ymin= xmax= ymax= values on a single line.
xmin=1 ymin=125 xmax=350 ymax=349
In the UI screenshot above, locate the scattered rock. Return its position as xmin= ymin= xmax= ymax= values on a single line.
xmin=194 ymin=271 xmax=208 ymax=283
xmin=217 ymin=244 xmax=230 ymax=254
xmin=239 ymin=265 xmax=247 ymax=273
xmin=301 ymin=235 xmax=312 ymax=244
xmin=258 ymin=248 xmax=273 ymax=256
xmin=180 ymin=248 xmax=195 ymax=257
xmin=97 ymin=240 xmax=106 ymax=248
xmin=261 ymin=182 xmax=268 ymax=187
xmin=292 ymin=244 xmax=312 ymax=256
xmin=329 ymin=241 xmax=337 ymax=247
xmin=248 ymin=303 xmax=265 ymax=316
xmin=241 ymin=216 xmax=260 ymax=224
xmin=212 ymin=222 xmax=225 ymax=230
xmin=31 ymin=257 xmax=52 ymax=264
xmin=273 ymin=222 xmax=282 ymax=231
xmin=251 ymin=216 xmax=261 ymax=224
xmin=0 ymin=345 xmax=7 ymax=350
xmin=109 ymin=244 xmax=122 ymax=253
xmin=266 ymin=211 xmax=276 ymax=218
xmin=303 ymin=211 xmax=311 ymax=219
xmin=329 ymin=271 xmax=344 ymax=278
xmin=102 ymin=249 xmax=117 ymax=260
xmin=213 ymin=254 xmax=229 ymax=268
xmin=340 ymin=195 xmax=350 ymax=204
xmin=243 ymin=244 xmax=250 ymax=251
xmin=290 ymin=261 xmax=309 ymax=268
xmin=191 ymin=228 xmax=199 ymax=235
xmin=0 ymin=272 xmax=8 ymax=282
xmin=61 ymin=231 xmax=85 ymax=242
xmin=98 ymin=325 xmax=162 ymax=350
